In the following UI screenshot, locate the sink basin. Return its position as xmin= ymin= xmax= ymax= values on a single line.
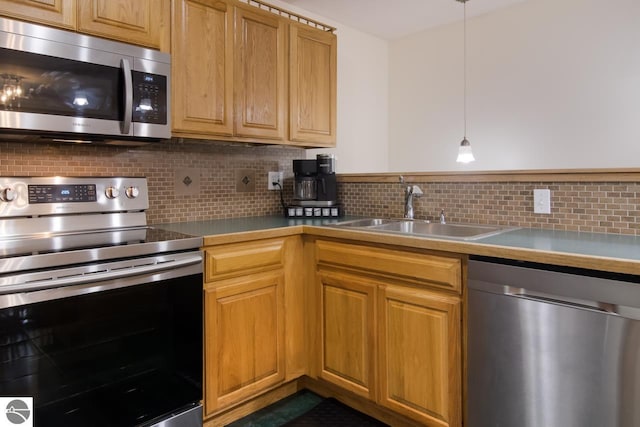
xmin=332 ymin=218 xmax=397 ymax=228
xmin=332 ymin=218 xmax=516 ymax=240
xmin=373 ymin=220 xmax=514 ymax=240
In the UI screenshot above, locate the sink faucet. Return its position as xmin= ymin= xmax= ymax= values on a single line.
xmin=440 ymin=209 xmax=446 ymax=224
xmin=403 ymin=185 xmax=423 ymax=219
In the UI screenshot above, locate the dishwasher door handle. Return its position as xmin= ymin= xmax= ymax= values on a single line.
xmin=504 ymin=286 xmax=620 ymax=316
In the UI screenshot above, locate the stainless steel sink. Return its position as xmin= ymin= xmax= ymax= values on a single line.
xmin=373 ymin=220 xmax=515 ymax=240
xmin=332 ymin=218 xmax=516 ymax=240
xmin=332 ymin=218 xmax=396 ymax=228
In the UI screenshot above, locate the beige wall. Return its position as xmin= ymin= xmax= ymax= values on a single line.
xmin=389 ymin=0 xmax=640 ymax=172
xmin=267 ymin=0 xmax=391 ymax=174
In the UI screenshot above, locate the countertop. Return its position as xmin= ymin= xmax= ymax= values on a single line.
xmin=155 ymin=216 xmax=350 ymax=237
xmin=155 ymin=216 xmax=640 ymax=275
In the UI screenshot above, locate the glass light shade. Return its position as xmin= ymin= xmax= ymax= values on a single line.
xmin=456 ymin=138 xmax=475 ymax=163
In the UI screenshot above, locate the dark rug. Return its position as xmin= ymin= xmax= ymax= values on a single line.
xmin=282 ymin=398 xmax=389 ymax=426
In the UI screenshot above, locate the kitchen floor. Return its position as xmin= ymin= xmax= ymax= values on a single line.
xmin=227 ymin=390 xmax=389 ymax=426
xmin=227 ymin=390 xmax=323 ymax=426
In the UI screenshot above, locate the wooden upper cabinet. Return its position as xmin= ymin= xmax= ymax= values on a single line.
xmin=289 ymin=22 xmax=337 ymax=146
xmin=171 ymin=0 xmax=337 ymax=147
xmin=77 ymin=0 xmax=170 ymax=51
xmin=0 ymin=0 xmax=76 ymax=29
xmin=0 ymin=0 xmax=169 ymax=50
xmin=234 ymin=5 xmax=286 ymax=140
xmin=172 ymin=0 xmax=234 ymax=136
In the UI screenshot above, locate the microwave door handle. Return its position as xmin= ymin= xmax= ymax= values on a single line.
xmin=120 ymin=58 xmax=133 ymax=134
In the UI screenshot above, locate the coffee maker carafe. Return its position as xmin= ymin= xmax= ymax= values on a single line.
xmin=292 ymin=159 xmax=317 ymax=201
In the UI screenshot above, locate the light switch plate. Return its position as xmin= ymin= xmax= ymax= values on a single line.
xmin=533 ymin=189 xmax=551 ymax=214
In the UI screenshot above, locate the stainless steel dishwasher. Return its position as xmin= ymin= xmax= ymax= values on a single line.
xmin=467 ymin=256 xmax=640 ymax=427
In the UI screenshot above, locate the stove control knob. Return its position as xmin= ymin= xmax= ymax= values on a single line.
xmin=125 ymin=186 xmax=140 ymax=199
xmin=0 ymin=187 xmax=16 ymax=202
xmin=105 ymin=186 xmax=120 ymax=199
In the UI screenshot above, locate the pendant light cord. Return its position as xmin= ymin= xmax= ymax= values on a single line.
xmin=463 ymin=0 xmax=467 ymax=140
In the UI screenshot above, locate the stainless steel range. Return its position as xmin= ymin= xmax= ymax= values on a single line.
xmin=0 ymin=177 xmax=203 ymax=427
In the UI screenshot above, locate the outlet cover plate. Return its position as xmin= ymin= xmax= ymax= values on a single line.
xmin=268 ymin=171 xmax=284 ymax=190
xmin=533 ymin=189 xmax=551 ymax=214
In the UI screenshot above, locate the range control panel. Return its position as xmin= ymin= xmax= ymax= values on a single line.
xmin=28 ymin=184 xmax=97 ymax=204
xmin=0 ymin=177 xmax=148 ymax=218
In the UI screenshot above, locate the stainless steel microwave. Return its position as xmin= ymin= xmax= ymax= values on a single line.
xmin=0 ymin=17 xmax=170 ymax=144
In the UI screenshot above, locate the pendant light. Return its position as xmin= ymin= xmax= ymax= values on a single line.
xmin=456 ymin=0 xmax=475 ymax=163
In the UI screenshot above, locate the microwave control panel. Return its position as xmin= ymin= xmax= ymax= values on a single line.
xmin=132 ymin=71 xmax=167 ymax=125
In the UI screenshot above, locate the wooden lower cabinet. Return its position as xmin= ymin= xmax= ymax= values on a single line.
xmin=317 ymin=270 xmax=377 ymax=400
xmin=314 ymin=239 xmax=463 ymax=427
xmin=202 ymin=236 xmax=304 ymax=421
xmin=204 ymin=271 xmax=285 ymax=414
xmin=378 ymin=285 xmax=461 ymax=427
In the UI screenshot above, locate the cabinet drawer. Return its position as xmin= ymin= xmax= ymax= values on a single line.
xmin=315 ymin=240 xmax=461 ymax=292
xmin=205 ymin=238 xmax=285 ymax=282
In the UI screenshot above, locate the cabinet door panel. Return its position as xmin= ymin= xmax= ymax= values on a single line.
xmin=0 ymin=0 xmax=75 ymax=29
xmin=234 ymin=6 xmax=285 ymax=140
xmin=172 ymin=0 xmax=234 ymax=136
xmin=379 ymin=285 xmax=461 ymax=427
xmin=77 ymin=0 xmax=169 ymax=50
xmin=204 ymin=271 xmax=285 ymax=414
xmin=318 ymin=269 xmax=376 ymax=399
xmin=289 ymin=23 xmax=336 ymax=146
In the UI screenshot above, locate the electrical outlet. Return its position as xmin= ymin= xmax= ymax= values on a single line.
xmin=533 ymin=189 xmax=551 ymax=214
xmin=268 ymin=171 xmax=284 ymax=190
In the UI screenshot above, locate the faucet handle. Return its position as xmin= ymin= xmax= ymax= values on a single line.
xmin=412 ymin=185 xmax=424 ymax=196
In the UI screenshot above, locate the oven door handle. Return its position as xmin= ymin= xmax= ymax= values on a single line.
xmin=1 ymin=254 xmax=202 ymax=296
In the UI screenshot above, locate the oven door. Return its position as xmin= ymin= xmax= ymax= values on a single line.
xmin=0 ymin=252 xmax=203 ymax=427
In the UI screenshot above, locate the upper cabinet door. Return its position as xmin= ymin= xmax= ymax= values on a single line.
xmin=234 ymin=5 xmax=286 ymax=140
xmin=77 ymin=0 xmax=170 ymax=51
xmin=289 ymin=23 xmax=337 ymax=146
xmin=0 ymin=0 xmax=76 ymax=29
xmin=172 ymin=0 xmax=234 ymax=137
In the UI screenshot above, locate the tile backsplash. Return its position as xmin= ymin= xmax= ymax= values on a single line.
xmin=0 ymin=140 xmax=304 ymax=224
xmin=2 ymin=140 xmax=639 ymax=235
xmin=339 ymin=181 xmax=640 ymax=235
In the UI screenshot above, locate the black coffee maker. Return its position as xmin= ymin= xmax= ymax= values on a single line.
xmin=315 ymin=154 xmax=337 ymax=203
xmin=288 ymin=154 xmax=341 ymax=218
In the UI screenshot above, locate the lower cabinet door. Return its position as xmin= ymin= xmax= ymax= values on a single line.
xmin=204 ymin=271 xmax=285 ymax=415
xmin=378 ymin=285 xmax=462 ymax=427
xmin=317 ymin=269 xmax=377 ymax=400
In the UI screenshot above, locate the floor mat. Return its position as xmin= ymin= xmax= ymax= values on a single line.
xmin=282 ymin=398 xmax=389 ymax=427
